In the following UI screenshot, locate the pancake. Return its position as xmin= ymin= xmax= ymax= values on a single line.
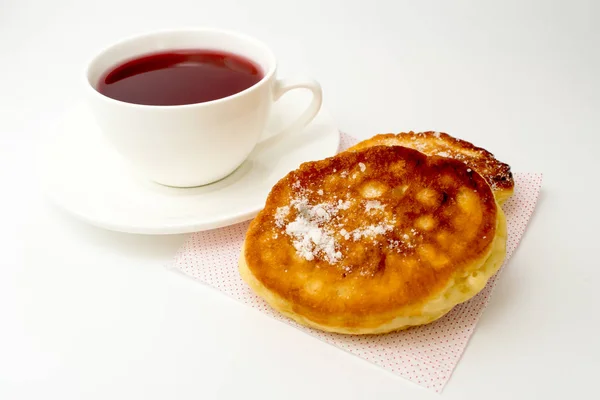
xmin=239 ymin=146 xmax=507 ymax=334
xmin=347 ymin=131 xmax=514 ymax=204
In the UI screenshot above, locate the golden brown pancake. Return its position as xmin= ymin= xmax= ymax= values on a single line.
xmin=347 ymin=131 xmax=514 ymax=204
xmin=239 ymin=146 xmax=507 ymax=334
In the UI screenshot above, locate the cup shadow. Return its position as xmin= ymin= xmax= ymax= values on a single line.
xmin=138 ymin=159 xmax=258 ymax=197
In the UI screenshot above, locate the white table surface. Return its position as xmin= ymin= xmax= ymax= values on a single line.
xmin=1 ymin=0 xmax=598 ymax=398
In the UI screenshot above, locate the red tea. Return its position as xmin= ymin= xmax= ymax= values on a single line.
xmin=97 ymin=50 xmax=263 ymax=106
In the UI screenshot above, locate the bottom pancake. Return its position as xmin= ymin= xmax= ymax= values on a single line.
xmin=347 ymin=132 xmax=514 ymax=205
xmin=239 ymin=208 xmax=506 ymax=334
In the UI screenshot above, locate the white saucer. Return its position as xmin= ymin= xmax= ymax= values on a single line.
xmin=41 ymin=94 xmax=340 ymax=234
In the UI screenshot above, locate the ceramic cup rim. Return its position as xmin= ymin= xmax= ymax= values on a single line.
xmin=84 ymin=27 xmax=278 ymax=110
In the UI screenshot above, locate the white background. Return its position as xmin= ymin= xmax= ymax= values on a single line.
xmin=1 ymin=0 xmax=599 ymax=398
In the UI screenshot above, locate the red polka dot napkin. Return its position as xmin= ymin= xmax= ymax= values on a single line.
xmin=171 ymin=133 xmax=543 ymax=392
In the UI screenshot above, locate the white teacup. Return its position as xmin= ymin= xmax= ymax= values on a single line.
xmin=85 ymin=28 xmax=322 ymax=187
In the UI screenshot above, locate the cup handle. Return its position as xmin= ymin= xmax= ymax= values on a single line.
xmin=258 ymin=78 xmax=323 ymax=142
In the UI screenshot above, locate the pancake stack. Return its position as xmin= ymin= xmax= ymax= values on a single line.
xmin=239 ymin=132 xmax=513 ymax=334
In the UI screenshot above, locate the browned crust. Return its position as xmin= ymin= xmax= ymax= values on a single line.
xmin=347 ymin=131 xmax=514 ymax=195
xmin=243 ymin=146 xmax=499 ymax=328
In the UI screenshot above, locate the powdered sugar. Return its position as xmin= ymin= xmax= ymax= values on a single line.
xmin=274 ymin=206 xmax=290 ymax=227
xmin=402 ymin=231 xmax=418 ymax=249
xmin=276 ymin=180 xmax=404 ymax=263
xmin=337 ymin=200 xmax=351 ymax=210
xmin=414 ymin=143 xmax=426 ymax=152
xmin=350 ymin=223 xmax=394 ymax=240
xmin=386 ymin=230 xmax=419 ymax=252
xmin=285 ymin=217 xmax=340 ymax=263
xmin=365 ymin=200 xmax=385 ymax=212
xmin=359 ymin=162 xmax=366 ymax=172
xmin=277 ymin=194 xmax=354 ymax=264
xmin=284 ymin=198 xmax=342 ymax=263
